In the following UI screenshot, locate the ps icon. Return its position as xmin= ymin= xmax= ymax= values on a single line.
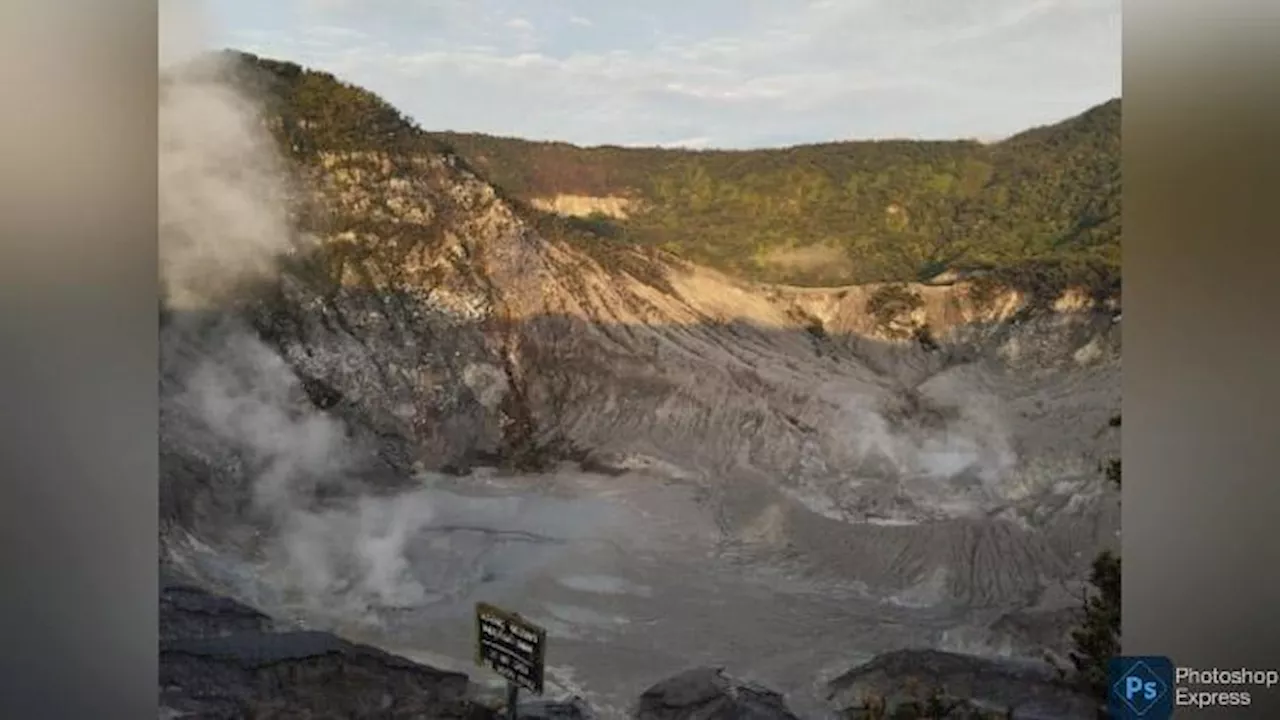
xmin=1109 ymin=656 xmax=1174 ymax=719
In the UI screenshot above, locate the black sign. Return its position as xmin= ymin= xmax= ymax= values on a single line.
xmin=475 ymin=602 xmax=547 ymax=695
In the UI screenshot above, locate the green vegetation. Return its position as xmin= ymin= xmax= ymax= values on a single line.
xmin=213 ymin=51 xmax=448 ymax=160
xmin=432 ymin=102 xmax=1119 ymax=286
xmin=969 ymin=258 xmax=1121 ymax=313
xmin=214 ymin=50 xmax=1118 ymax=293
xmin=1068 ymin=550 xmax=1121 ymax=706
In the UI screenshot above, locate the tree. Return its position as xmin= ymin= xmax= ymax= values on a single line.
xmin=1068 ymin=549 xmax=1121 ymax=703
xmin=1063 ymin=421 xmax=1122 ymax=714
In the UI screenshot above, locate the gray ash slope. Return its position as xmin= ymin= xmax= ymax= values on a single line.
xmin=159 ymin=51 xmax=1118 ymax=718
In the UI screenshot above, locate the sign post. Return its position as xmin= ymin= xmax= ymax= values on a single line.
xmin=475 ymin=602 xmax=547 ymax=720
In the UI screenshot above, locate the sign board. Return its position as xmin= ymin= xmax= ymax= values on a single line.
xmin=475 ymin=602 xmax=547 ymax=695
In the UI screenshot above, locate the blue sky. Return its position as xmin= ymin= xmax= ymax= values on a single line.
xmin=205 ymin=0 xmax=1121 ymax=148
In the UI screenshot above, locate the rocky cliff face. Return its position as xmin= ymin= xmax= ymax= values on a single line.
xmin=531 ymin=194 xmax=638 ymax=219
xmin=158 ymin=52 xmax=1117 ymax=719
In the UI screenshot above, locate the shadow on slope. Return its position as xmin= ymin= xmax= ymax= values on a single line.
xmin=160 ymin=286 xmax=1120 ymax=652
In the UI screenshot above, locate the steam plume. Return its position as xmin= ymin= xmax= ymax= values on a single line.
xmin=159 ymin=2 xmax=430 ymax=617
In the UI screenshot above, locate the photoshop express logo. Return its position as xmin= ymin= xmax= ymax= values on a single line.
xmin=1110 ymin=656 xmax=1174 ymax=719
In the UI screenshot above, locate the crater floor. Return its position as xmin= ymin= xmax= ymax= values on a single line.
xmin=169 ymin=453 xmax=1107 ymax=718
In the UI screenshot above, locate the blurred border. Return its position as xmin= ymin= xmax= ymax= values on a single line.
xmin=0 ymin=1 xmax=158 ymax=718
xmin=1125 ymin=0 xmax=1280 ymax=715
xmin=1 ymin=0 xmax=1279 ymax=717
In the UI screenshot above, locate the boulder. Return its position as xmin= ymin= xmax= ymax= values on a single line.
xmin=635 ymin=667 xmax=799 ymax=720
xmin=517 ymin=696 xmax=596 ymax=720
xmin=159 ymin=581 xmax=496 ymax=719
xmin=825 ymin=649 xmax=1098 ymax=719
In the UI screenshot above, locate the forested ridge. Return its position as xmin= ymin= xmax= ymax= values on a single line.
xmin=216 ymin=50 xmax=1120 ymax=293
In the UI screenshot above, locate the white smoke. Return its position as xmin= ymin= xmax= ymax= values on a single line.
xmin=159 ymin=55 xmax=294 ymax=309
xmin=823 ymin=380 xmax=1021 ymax=522
xmin=266 ymin=493 xmax=439 ymax=613
xmin=178 ymin=333 xmax=349 ymax=512
xmin=862 ymin=395 xmax=1015 ymax=484
xmin=159 ymin=1 xmax=431 ymax=618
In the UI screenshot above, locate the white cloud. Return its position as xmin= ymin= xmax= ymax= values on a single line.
xmin=304 ymin=25 xmax=369 ymax=41
xmin=212 ymin=0 xmax=1121 ymax=147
